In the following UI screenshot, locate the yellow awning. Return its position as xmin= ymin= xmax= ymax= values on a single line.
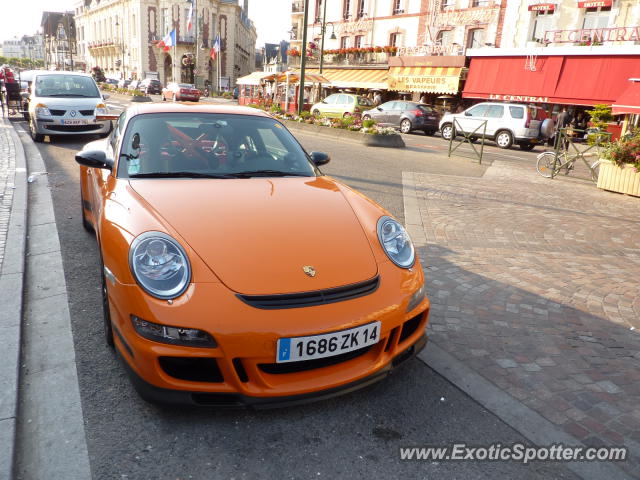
xmin=308 ymin=68 xmax=388 ymax=90
xmin=387 ymin=66 xmax=462 ymax=94
xmin=274 ymin=71 xmax=330 ymax=84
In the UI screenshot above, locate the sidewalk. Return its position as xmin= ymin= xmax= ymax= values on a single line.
xmin=0 ymin=117 xmax=27 ymax=480
xmin=405 ymin=158 xmax=640 ymax=478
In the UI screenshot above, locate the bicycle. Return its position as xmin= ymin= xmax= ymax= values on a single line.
xmin=535 ymin=128 xmax=609 ymax=183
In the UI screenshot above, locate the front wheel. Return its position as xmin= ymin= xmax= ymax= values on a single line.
xmin=29 ymin=118 xmax=44 ymax=143
xmin=312 ymin=109 xmax=320 ymax=117
xmin=536 ymin=152 xmax=558 ymax=178
xmin=495 ymin=130 xmax=514 ymax=149
xmin=362 ymin=115 xmax=371 ymax=122
xmin=441 ymin=123 xmax=454 ymax=141
xmin=400 ymin=119 xmax=412 ymax=134
xmin=99 ymin=255 xmax=115 ymax=349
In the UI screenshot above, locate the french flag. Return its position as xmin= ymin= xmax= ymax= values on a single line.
xmin=187 ymin=0 xmax=194 ymax=32
xmin=157 ymin=29 xmax=176 ymax=52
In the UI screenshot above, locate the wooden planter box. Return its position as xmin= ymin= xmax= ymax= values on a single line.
xmin=597 ymin=160 xmax=640 ymax=197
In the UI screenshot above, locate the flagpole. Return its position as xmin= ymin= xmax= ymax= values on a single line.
xmin=174 ymin=41 xmax=177 ymax=82
xmin=217 ymin=41 xmax=221 ymax=92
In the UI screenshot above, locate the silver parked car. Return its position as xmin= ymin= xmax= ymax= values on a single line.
xmin=439 ymin=102 xmax=548 ymax=150
xmin=28 ymin=71 xmax=112 ymax=143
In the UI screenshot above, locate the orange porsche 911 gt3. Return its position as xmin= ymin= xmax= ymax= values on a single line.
xmin=76 ymin=103 xmax=430 ymax=406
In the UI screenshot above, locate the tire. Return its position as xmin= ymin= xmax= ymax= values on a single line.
xmin=99 ymin=254 xmax=115 ymax=349
xmin=162 ymin=94 xmax=166 ymax=101
xmin=312 ymin=109 xmax=320 ymax=117
xmin=400 ymin=119 xmax=412 ymax=134
xmin=536 ymin=152 xmax=557 ymax=178
xmin=441 ymin=123 xmax=454 ymax=141
xmin=29 ymin=118 xmax=44 ymax=143
xmin=362 ymin=115 xmax=371 ymax=122
xmin=519 ymin=143 xmax=536 ymax=151
xmin=343 ymin=112 xmax=352 ymax=118
xmin=80 ymin=181 xmax=94 ymax=233
xmin=495 ymin=130 xmax=514 ymax=149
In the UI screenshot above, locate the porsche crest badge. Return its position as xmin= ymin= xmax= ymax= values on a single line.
xmin=302 ymin=266 xmax=316 ymax=277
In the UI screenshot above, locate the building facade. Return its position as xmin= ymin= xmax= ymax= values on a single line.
xmin=41 ymin=12 xmax=78 ymax=71
xmin=1 ymin=35 xmax=45 ymax=61
xmin=74 ymin=0 xmax=256 ymax=89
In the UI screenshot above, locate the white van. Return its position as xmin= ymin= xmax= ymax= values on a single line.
xmin=28 ymin=71 xmax=112 ymax=142
xmin=439 ymin=102 xmax=549 ymax=150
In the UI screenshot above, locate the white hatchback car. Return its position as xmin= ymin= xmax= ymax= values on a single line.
xmin=439 ymin=102 xmax=547 ymax=150
xmin=28 ymin=71 xmax=112 ymax=143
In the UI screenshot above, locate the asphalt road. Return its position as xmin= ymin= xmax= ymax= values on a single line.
xmin=14 ymin=99 xmax=578 ymax=479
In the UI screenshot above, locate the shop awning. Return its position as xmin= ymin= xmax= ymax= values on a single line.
xmin=612 ymin=80 xmax=640 ymax=115
xmin=274 ymin=71 xmax=330 ymax=84
xmin=463 ymin=55 xmax=640 ymax=106
xmin=387 ymin=66 xmax=462 ymax=94
xmin=307 ymin=68 xmax=388 ymax=90
xmin=236 ymin=71 xmax=273 ymax=86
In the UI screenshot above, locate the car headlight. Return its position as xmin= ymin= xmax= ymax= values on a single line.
xmin=131 ymin=316 xmax=216 ymax=348
xmin=377 ymin=216 xmax=415 ymax=268
xmin=129 ymin=231 xmax=191 ymax=299
xmin=407 ymin=283 xmax=427 ymax=312
xmin=35 ymin=103 xmax=51 ymax=117
xmin=95 ymin=103 xmax=108 ymax=116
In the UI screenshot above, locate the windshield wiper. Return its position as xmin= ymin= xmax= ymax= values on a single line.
xmin=230 ymin=170 xmax=310 ymax=178
xmin=129 ymin=171 xmax=237 ymax=179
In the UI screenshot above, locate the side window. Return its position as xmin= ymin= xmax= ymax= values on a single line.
xmin=486 ymin=105 xmax=505 ymax=118
xmin=509 ymin=106 xmax=524 ymax=119
xmin=337 ymin=94 xmax=349 ymax=104
xmin=347 ymin=96 xmax=355 ymax=104
xmin=466 ymin=105 xmax=489 ymax=117
xmin=324 ymin=95 xmax=337 ymax=104
xmin=257 ymin=128 xmax=287 ymax=157
xmin=390 ymin=102 xmax=403 ymax=110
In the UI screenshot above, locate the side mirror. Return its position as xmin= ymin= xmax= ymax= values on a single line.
xmin=102 ymin=93 xmax=110 ymax=100
xmin=75 ymin=149 xmax=114 ymax=171
xmin=310 ymin=151 xmax=330 ymax=166
xmin=377 ymin=107 xmax=383 ymax=111
xmin=321 ymin=100 xmax=327 ymax=104
xmin=465 ymin=111 xmax=472 ymax=116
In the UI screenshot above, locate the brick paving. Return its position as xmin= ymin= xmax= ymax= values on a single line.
xmin=407 ymin=158 xmax=640 ymax=477
xmin=0 ymin=118 xmax=16 ymax=272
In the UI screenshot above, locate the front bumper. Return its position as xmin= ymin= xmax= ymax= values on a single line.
xmin=107 ymin=260 xmax=430 ymax=405
xmin=33 ymin=117 xmax=111 ymax=136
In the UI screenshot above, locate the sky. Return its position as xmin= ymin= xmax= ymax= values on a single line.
xmin=1 ymin=0 xmax=292 ymax=46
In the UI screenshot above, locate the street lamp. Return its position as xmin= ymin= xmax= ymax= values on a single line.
xmin=318 ymin=20 xmax=336 ymax=75
xmin=115 ymin=17 xmax=125 ymax=79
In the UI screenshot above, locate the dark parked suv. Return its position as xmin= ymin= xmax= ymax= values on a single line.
xmin=362 ymin=101 xmax=441 ymax=135
xmin=140 ymin=78 xmax=162 ymax=95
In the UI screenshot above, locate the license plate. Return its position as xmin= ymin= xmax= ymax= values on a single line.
xmin=276 ymin=321 xmax=381 ymax=363
xmin=62 ymin=119 xmax=88 ymax=125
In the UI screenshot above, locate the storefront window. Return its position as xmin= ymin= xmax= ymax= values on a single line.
xmin=466 ymin=28 xmax=485 ymax=49
xmin=531 ymin=10 xmax=554 ymax=42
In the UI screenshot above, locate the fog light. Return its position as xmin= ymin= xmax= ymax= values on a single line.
xmin=131 ymin=316 xmax=217 ymax=348
xmin=406 ymin=284 xmax=427 ymax=313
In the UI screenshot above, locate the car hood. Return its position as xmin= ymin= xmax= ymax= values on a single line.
xmin=129 ymin=176 xmax=378 ymax=294
xmin=31 ymin=96 xmax=104 ymax=109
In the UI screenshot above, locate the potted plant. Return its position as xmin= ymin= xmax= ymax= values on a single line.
xmin=597 ymin=128 xmax=640 ymax=197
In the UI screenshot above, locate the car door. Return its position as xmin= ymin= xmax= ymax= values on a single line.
xmin=371 ymin=101 xmax=392 ymax=125
xmin=335 ymin=94 xmax=350 ymax=117
xmin=386 ymin=102 xmax=405 ymax=127
xmin=320 ymin=94 xmax=338 ymax=117
xmin=457 ymin=104 xmax=489 ymax=134
xmin=484 ymin=104 xmax=505 ymax=137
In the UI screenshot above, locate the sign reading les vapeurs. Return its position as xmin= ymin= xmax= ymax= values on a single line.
xmin=544 ymin=26 xmax=640 ymax=43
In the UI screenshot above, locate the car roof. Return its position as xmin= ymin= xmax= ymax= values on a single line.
xmin=125 ymin=103 xmax=274 ymax=119
xmin=34 ymin=70 xmax=92 ymax=78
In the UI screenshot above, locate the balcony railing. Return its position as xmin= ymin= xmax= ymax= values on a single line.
xmin=289 ymin=51 xmax=391 ymax=67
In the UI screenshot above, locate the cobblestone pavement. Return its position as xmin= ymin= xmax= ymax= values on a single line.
xmin=0 ymin=118 xmax=16 ymax=272
xmin=406 ymin=158 xmax=640 ymax=477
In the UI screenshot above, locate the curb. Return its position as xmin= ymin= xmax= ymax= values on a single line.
xmin=0 ymin=117 xmax=28 ymax=480
xmin=12 ymin=125 xmax=92 ymax=479
xmin=281 ymin=119 xmax=406 ymax=148
xmin=402 ymin=170 xmax=633 ymax=480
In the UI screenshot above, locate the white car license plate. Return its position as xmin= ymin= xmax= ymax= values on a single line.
xmin=62 ymin=119 xmax=88 ymax=125
xmin=276 ymin=321 xmax=381 ymax=363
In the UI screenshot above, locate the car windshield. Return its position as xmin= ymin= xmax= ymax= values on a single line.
xmin=34 ymin=74 xmax=100 ymax=98
xmin=118 ymin=113 xmax=318 ymax=179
